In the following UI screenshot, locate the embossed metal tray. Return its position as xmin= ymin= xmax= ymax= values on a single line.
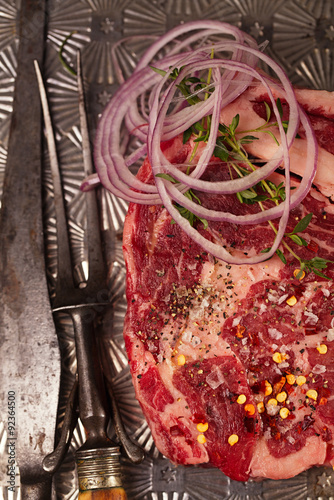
xmin=1 ymin=0 xmax=334 ymax=498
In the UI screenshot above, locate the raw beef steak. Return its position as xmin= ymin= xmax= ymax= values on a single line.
xmin=123 ymin=90 xmax=334 ymax=481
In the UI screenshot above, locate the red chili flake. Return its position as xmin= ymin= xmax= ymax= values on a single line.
xmin=285 ymin=384 xmax=295 ymax=395
xmin=319 ymin=397 xmax=328 ymax=406
xmin=248 ymin=331 xmax=259 ymax=346
xmin=305 ymin=326 xmax=318 ymax=335
xmin=192 ymin=413 xmax=207 ymax=424
xmin=273 ymin=376 xmax=286 ymax=395
xmin=236 ymin=324 xmax=246 ymax=338
xmin=307 ymin=240 xmax=319 ymax=253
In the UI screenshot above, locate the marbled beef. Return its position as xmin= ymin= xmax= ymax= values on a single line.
xmin=123 ymin=88 xmax=334 ymax=481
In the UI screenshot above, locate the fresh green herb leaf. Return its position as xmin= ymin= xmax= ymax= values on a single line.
xmin=171 ymin=188 xmax=208 ymax=230
xmin=276 ymin=98 xmax=283 ymax=118
xmin=150 ymin=65 xmax=167 ymax=77
xmin=187 ymin=76 xmax=202 ymax=84
xmin=188 ymin=189 xmax=201 ymax=204
xmin=288 ymin=234 xmax=308 ymax=246
xmin=295 ymin=269 xmax=304 ymax=280
xmin=264 ymin=101 xmax=271 ymax=122
xmin=300 ymin=256 xmax=334 ymax=280
xmin=194 ymin=135 xmax=208 ymax=143
xmin=238 ymin=189 xmax=258 ymax=200
xmin=239 ymin=135 xmax=259 ymax=144
xmin=282 ymin=120 xmax=289 ymax=132
xmin=264 ymin=130 xmax=280 ymax=146
xmin=261 ymin=247 xmax=271 ymax=253
xmin=307 ymin=256 xmax=332 ymax=270
xmin=213 ymin=143 xmax=230 ymax=162
xmin=276 ymin=248 xmax=287 ymax=264
xmin=236 ymin=191 xmax=244 ymax=204
xmin=230 ymin=114 xmax=240 ymax=134
xmin=292 ymin=213 xmax=313 ymax=234
xmin=155 ymin=173 xmax=178 ymax=183
xmin=194 ymin=121 xmax=205 ymax=132
xmin=312 ymin=269 xmax=332 ymax=280
xmin=183 ymin=127 xmax=193 ymax=144
xmin=218 ymin=123 xmax=230 ymax=135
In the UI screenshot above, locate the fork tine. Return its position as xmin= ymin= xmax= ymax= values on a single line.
xmin=34 ymin=60 xmax=74 ymax=303
xmin=76 ymin=50 xmax=106 ymax=291
xmin=35 ymin=58 xmax=107 ymax=306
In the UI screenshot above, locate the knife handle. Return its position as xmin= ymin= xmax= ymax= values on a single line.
xmin=78 ymin=487 xmax=128 ymax=499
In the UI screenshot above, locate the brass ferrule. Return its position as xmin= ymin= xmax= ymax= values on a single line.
xmin=76 ymin=447 xmax=123 ymax=492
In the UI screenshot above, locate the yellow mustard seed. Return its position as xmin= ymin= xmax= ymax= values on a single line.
xmin=257 ymin=402 xmax=265 ymax=413
xmin=306 ymin=389 xmax=318 ymax=401
xmin=279 ymin=407 xmax=290 ymax=419
xmin=196 ymin=422 xmax=209 ymax=433
xmin=197 ymin=434 xmax=206 ymax=444
xmin=296 ymin=375 xmax=307 ymax=386
xmin=286 ymin=295 xmax=297 ymax=306
xmin=245 ymin=404 xmax=255 ymax=416
xmin=228 ymin=434 xmax=239 ymax=446
xmin=286 ymin=374 xmax=296 ymax=385
xmin=264 ymin=381 xmax=273 ymax=396
xmin=267 ymin=398 xmax=278 ymax=406
xmin=177 ymin=354 xmax=186 ymax=366
xmin=273 ymin=352 xmax=284 ymax=363
xmin=317 ymin=344 xmax=328 ymax=354
xmin=276 ymin=391 xmax=287 ymax=403
xmin=237 ymin=394 xmax=247 ymax=405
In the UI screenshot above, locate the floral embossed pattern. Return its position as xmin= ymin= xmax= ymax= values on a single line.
xmin=0 ymin=0 xmax=334 ymax=498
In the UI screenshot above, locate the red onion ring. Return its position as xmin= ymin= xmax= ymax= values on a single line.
xmin=92 ymin=21 xmax=318 ymax=265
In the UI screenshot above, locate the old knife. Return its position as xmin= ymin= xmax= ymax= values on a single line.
xmin=0 ymin=0 xmax=60 ymax=498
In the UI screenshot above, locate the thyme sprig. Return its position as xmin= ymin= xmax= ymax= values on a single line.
xmin=214 ymin=113 xmax=333 ymax=278
xmin=152 ymin=65 xmax=333 ymax=279
xmin=155 ymin=173 xmax=208 ymax=229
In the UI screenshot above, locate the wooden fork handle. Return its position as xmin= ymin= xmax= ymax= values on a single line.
xmin=78 ymin=487 xmax=128 ymax=499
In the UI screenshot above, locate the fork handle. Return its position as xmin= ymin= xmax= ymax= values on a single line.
xmin=70 ymin=306 xmax=128 ymax=497
xmin=78 ymin=487 xmax=127 ymax=499
xmin=71 ymin=306 xmax=109 ymax=438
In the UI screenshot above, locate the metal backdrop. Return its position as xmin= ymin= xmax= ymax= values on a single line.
xmin=1 ymin=0 xmax=334 ymax=499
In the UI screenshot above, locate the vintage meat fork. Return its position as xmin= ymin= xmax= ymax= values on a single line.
xmin=34 ymin=51 xmax=144 ymax=499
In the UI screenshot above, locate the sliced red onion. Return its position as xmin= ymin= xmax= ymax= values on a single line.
xmin=92 ymin=21 xmax=319 ymax=265
xmin=148 ymin=52 xmax=299 ymax=193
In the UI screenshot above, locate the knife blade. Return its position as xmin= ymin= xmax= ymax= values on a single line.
xmin=0 ymin=1 xmax=60 ymax=498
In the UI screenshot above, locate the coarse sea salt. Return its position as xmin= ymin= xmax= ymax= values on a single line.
xmin=277 ymin=294 xmax=289 ymax=305
xmin=304 ymin=310 xmax=319 ymax=325
xmin=206 ymin=365 xmax=225 ymax=390
xmin=312 ymin=364 xmax=326 ymax=374
xmin=182 ymin=330 xmax=192 ymax=343
xmin=327 ymin=328 xmax=334 ymax=342
xmin=232 ymin=317 xmax=241 ymax=327
xmin=268 ymin=328 xmax=283 ymax=340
